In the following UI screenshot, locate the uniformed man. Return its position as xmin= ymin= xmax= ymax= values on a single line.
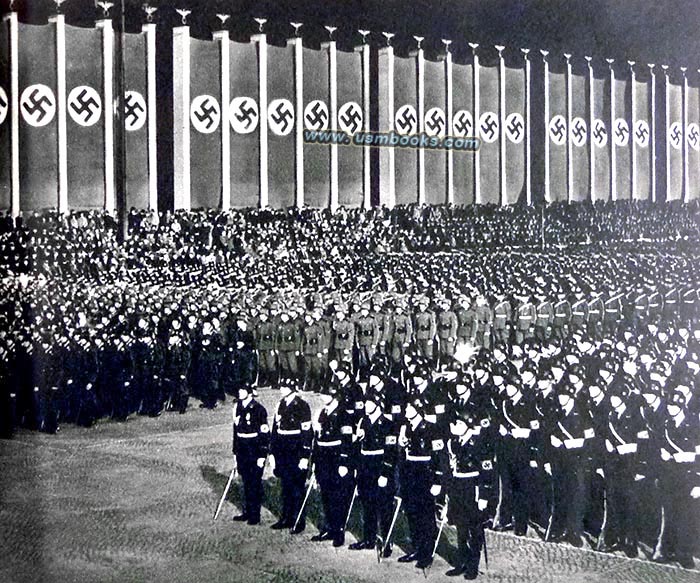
xmin=301 ymin=310 xmax=328 ymax=392
xmin=310 ymin=382 xmax=355 ymax=547
xmin=514 ymin=294 xmax=536 ymax=345
xmin=443 ymin=408 xmax=495 ymax=579
xmin=389 ymin=301 xmax=413 ymax=370
xmin=436 ymin=298 xmax=458 ymax=363
xmin=534 ymin=293 xmax=554 ymax=342
xmin=232 ymin=384 xmax=270 ymax=525
xmin=332 ymin=305 xmax=355 ymax=367
xmin=356 ymin=303 xmax=380 ymax=379
xmin=372 ymin=298 xmax=392 ymax=356
xmin=163 ymin=325 xmax=191 ymax=413
xmin=587 ymin=290 xmax=605 ymax=340
xmin=455 ymin=296 xmax=476 ymax=346
xmin=396 ymin=397 xmax=443 ymax=570
xmin=269 ymin=378 xmax=313 ymax=533
xmin=492 ymin=293 xmax=511 ymax=348
xmin=255 ymin=309 xmax=278 ymax=387
xmin=193 ymin=321 xmax=223 ymax=409
xmin=277 ymin=309 xmax=301 ymax=386
xmin=473 ymin=296 xmax=493 ymax=350
xmin=552 ymin=292 xmax=572 ymax=340
xmin=414 ymin=298 xmax=436 ymax=362
xmin=570 ymin=291 xmax=589 ymax=334
xmin=349 ymin=383 xmax=397 ymax=555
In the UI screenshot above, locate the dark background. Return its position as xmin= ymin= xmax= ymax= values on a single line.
xmin=1 ymin=0 xmax=698 ymax=209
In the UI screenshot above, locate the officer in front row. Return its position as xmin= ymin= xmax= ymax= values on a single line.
xmin=269 ymin=378 xmax=313 ymax=533
xmin=311 ymin=381 xmax=355 ymax=547
xmin=397 ymin=396 xmax=443 ymax=570
xmin=232 ymin=385 xmax=270 ymax=525
xmin=443 ymin=407 xmax=495 ymax=580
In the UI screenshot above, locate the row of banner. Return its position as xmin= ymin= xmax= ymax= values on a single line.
xmin=1 ymin=16 xmax=700 ymax=214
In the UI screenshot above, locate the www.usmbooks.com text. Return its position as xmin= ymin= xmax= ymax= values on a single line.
xmin=304 ymin=129 xmax=480 ymax=151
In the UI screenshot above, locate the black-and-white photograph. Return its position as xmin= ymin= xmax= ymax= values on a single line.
xmin=0 ymin=1 xmax=699 ymax=582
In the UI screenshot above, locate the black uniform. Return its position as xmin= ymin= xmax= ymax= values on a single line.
xmin=232 ymin=398 xmax=270 ymax=524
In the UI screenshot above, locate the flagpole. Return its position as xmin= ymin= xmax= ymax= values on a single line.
xmin=115 ymin=0 xmax=127 ymax=241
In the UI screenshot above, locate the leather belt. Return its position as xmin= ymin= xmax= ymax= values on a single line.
xmin=406 ymin=453 xmax=431 ymax=462
xmin=277 ymin=428 xmax=301 ymax=436
xmin=318 ymin=440 xmax=342 ymax=447
xmin=453 ymin=470 xmax=480 ymax=479
xmin=361 ymin=449 xmax=385 ymax=456
xmin=237 ymin=432 xmax=259 ymax=438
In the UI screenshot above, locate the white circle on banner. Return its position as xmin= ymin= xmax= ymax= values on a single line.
xmin=424 ymin=107 xmax=446 ymax=137
xmin=338 ymin=102 xmax=363 ymax=135
xmin=190 ymin=95 xmax=221 ymax=134
xmin=20 ymin=84 xmax=56 ymax=127
xmin=634 ymin=120 xmax=650 ymax=148
xmin=67 ymin=86 xmax=102 ymax=127
xmin=686 ymin=123 xmax=700 ymax=151
xmin=548 ymin=115 xmax=567 ymax=145
xmin=479 ymin=112 xmax=499 ymax=143
xmin=668 ymin=122 xmax=682 ymax=150
xmin=395 ymin=104 xmax=418 ymax=135
xmin=613 ymin=119 xmax=630 ymax=147
xmin=229 ymin=96 xmax=259 ymax=134
xmin=452 ymin=110 xmax=473 ymax=137
xmin=304 ymin=100 xmax=329 ymax=131
xmin=0 ymin=87 xmax=8 ymax=126
xmin=592 ymin=119 xmax=608 ymax=148
xmin=505 ymin=112 xmax=525 ymax=144
xmin=268 ymin=99 xmax=295 ymax=136
xmin=124 ymin=91 xmax=147 ymax=132
xmin=570 ymin=117 xmax=587 ymax=147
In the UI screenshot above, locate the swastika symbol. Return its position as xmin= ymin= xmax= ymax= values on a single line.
xmin=304 ymin=100 xmax=329 ymax=131
xmin=548 ymin=115 xmax=566 ymax=145
xmin=687 ymin=123 xmax=700 ymax=151
xmin=452 ymin=110 xmax=472 ymax=137
xmin=268 ymin=98 xmax=294 ymax=136
xmin=593 ymin=119 xmax=607 ymax=147
xmin=0 ymin=87 xmax=8 ymax=126
xmin=668 ymin=122 xmax=682 ymax=150
xmin=634 ymin=120 xmax=649 ymax=148
xmin=68 ymin=86 xmax=102 ymax=127
xmin=229 ymin=96 xmax=259 ymax=134
xmin=395 ymin=104 xmax=417 ymax=135
xmin=505 ymin=112 xmax=524 ymax=144
xmin=191 ymin=95 xmax=221 ymax=134
xmin=20 ymin=84 xmax=56 ymax=127
xmin=479 ymin=112 xmax=499 ymax=143
xmin=613 ymin=119 xmax=629 ymax=147
xmin=570 ymin=117 xmax=587 ymax=147
xmin=424 ymin=107 xmax=445 ymax=137
xmin=338 ymin=102 xmax=363 ymax=135
xmin=124 ymin=91 xmax=147 ymax=132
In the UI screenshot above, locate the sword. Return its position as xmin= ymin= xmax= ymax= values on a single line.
xmin=213 ymin=463 xmax=237 ymax=520
xmin=382 ymin=496 xmax=402 ymax=559
xmin=431 ymin=495 xmax=449 ymax=559
xmin=344 ymin=484 xmax=358 ymax=531
xmin=292 ymin=469 xmax=316 ymax=532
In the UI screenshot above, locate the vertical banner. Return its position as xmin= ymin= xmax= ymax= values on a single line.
xmin=377 ymin=38 xmax=395 ymax=208
xmin=612 ymin=63 xmax=632 ymax=200
xmin=0 ymin=17 xmax=11 ymax=210
xmin=228 ymin=38 xmax=260 ymax=208
xmin=266 ymin=41 xmax=296 ymax=209
xmin=189 ymin=36 xmax=222 ymax=209
xmin=18 ymin=21 xmax=58 ymax=210
xmin=65 ymin=23 xmax=104 ymax=209
xmin=569 ymin=59 xmax=590 ymax=201
xmin=124 ymin=29 xmax=150 ymax=209
xmin=394 ymin=51 xmax=419 ymax=205
xmin=687 ymin=72 xmax=700 ymax=200
xmin=477 ymin=48 xmax=500 ymax=204
xmin=423 ymin=54 xmax=447 ymax=205
xmin=302 ymin=45 xmax=330 ymax=208
xmin=665 ymin=66 xmax=683 ymax=201
xmin=451 ymin=57 xmax=474 ymax=205
xmin=337 ymin=46 xmax=364 ymax=208
xmin=503 ymin=49 xmax=527 ymax=204
xmin=632 ymin=64 xmax=653 ymax=199
xmin=546 ymin=54 xmax=567 ymax=202
xmin=591 ymin=60 xmax=611 ymax=202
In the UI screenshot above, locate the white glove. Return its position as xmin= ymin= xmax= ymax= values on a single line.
xmin=378 ymin=476 xmax=388 ymax=488
xmin=660 ymin=448 xmax=672 ymax=461
xmin=268 ymin=455 xmax=276 ymax=471
xmin=298 ymin=458 xmax=309 ymax=470
xmin=257 ymin=458 xmax=265 ymax=469
xmin=398 ymin=434 xmax=409 ymax=447
xmin=477 ymin=499 xmax=488 ymax=511
xmin=355 ymin=428 xmax=365 ymax=441
xmin=430 ymin=484 xmax=442 ymax=497
xmin=690 ymin=486 xmax=700 ymax=499
xmin=544 ymin=463 xmax=552 ymax=476
xmin=338 ymin=466 xmax=349 ymax=477
xmin=529 ymin=460 xmax=538 ymax=469
xmin=633 ymin=473 xmax=645 ymax=482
